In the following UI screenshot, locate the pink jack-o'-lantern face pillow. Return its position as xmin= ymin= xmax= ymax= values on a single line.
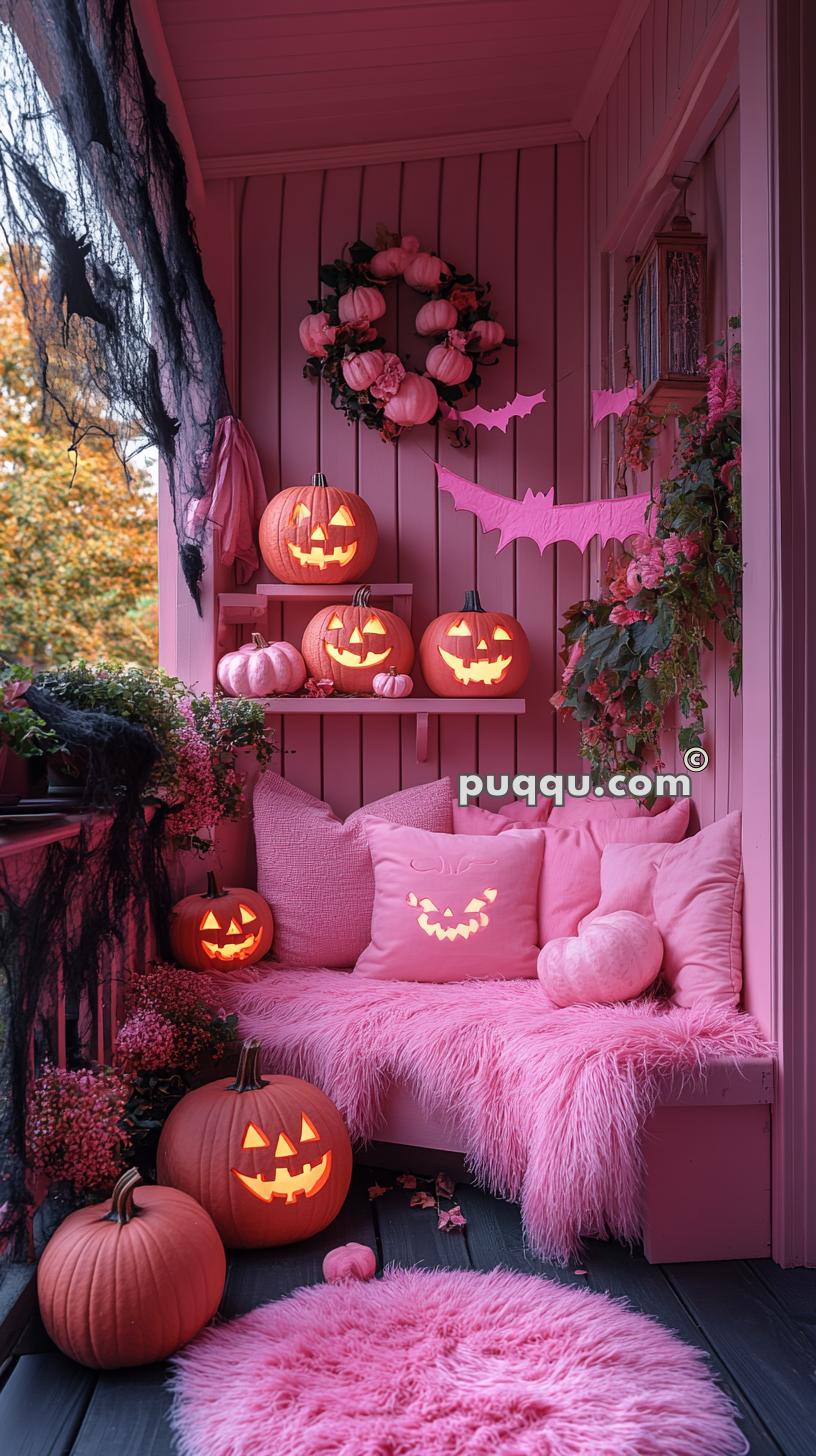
xmin=354 ymin=819 xmax=544 ymax=982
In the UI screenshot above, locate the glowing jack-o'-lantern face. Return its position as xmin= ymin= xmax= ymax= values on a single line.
xmin=231 ymin=1111 xmax=333 ymax=1204
xmin=302 ymin=585 xmax=415 ymax=693
xmin=157 ymin=1043 xmax=354 ymax=1249
xmin=407 ymin=886 xmax=497 ymax=941
xmin=169 ymin=874 xmax=274 ymax=973
xmin=258 ymin=475 xmax=378 ymax=584
xmin=419 ymin=589 xmax=530 ymax=698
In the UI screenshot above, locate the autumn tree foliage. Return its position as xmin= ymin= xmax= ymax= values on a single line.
xmin=0 ymin=254 xmax=158 ymax=670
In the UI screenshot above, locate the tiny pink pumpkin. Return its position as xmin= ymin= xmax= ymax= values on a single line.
xmin=425 ymin=341 xmax=473 ymax=386
xmin=415 ymin=299 xmax=458 ymax=336
xmin=537 ymin=910 xmax=663 ymax=1008
xmin=338 ymin=286 xmax=386 ymax=325
xmin=299 ymin=311 xmax=337 ymax=358
xmin=469 ymin=319 xmax=506 ymax=351
xmin=403 ymin=252 xmax=449 ymax=293
xmin=368 ymin=235 xmax=420 ymax=279
xmin=372 ymin=667 xmax=413 ymax=699
xmin=383 ymin=373 xmax=439 ymax=426
xmin=217 ymin=635 xmax=307 ymax=698
xmin=342 ymin=350 xmax=385 ymax=392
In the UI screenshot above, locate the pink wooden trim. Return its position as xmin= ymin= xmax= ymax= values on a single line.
xmin=130 ymin=0 xmax=205 ymax=215
xmin=572 ymin=0 xmax=655 ymax=139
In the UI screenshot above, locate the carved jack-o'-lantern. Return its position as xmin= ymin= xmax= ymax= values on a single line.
xmin=258 ymin=473 xmax=378 ymax=584
xmin=419 ymin=589 xmax=530 ymax=697
xmin=169 ymin=873 xmax=274 ymax=972
xmin=157 ymin=1039 xmax=353 ymax=1248
xmin=301 ymin=585 xmax=415 ymax=694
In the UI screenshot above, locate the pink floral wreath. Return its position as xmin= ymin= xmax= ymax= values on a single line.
xmin=299 ymin=227 xmax=513 ymax=441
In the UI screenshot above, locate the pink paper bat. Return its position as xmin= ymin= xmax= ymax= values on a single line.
xmin=437 ymin=465 xmax=652 ymax=554
xmin=592 ymin=383 xmax=640 ymax=427
xmin=446 ymin=389 xmax=546 ymax=433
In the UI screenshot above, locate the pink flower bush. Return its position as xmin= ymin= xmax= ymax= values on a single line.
xmin=705 ymin=358 xmax=739 ymax=428
xmin=123 ymin=960 xmax=234 ymax=1071
xmin=114 ymin=1009 xmax=176 ymax=1076
xmin=370 ymin=352 xmax=405 ymax=401
xmin=27 ymin=1064 xmax=131 ymax=1193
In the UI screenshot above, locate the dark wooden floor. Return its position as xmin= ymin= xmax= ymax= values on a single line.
xmin=2 ymin=1163 xmax=816 ymax=1455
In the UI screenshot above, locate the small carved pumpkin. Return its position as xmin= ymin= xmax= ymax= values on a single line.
xmin=259 ymin=474 xmax=378 ymax=585
xmin=217 ymin=634 xmax=307 ymax=697
xmin=170 ymin=872 xmax=274 ymax=971
xmin=403 ymin=251 xmax=450 ymax=293
xmin=470 ymin=318 xmax=506 ymax=351
xmin=383 ymin=372 xmax=439 ymax=426
xmin=337 ymin=285 xmax=386 ymax=324
xmin=341 ymin=349 xmax=385 ymax=392
xmin=425 ymin=340 xmax=473 ymax=386
xmin=301 ymin=585 xmax=415 ymax=694
xmin=419 ymin=588 xmax=530 ymax=697
xmin=368 ymin=234 xmax=420 ymax=278
xmin=415 ymin=299 xmax=458 ymax=336
xmin=157 ymin=1039 xmax=353 ymax=1248
xmin=37 ymin=1169 xmax=225 ymax=1368
xmin=372 ymin=666 xmax=413 ymax=698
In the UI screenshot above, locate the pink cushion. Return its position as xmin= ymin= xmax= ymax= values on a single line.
xmin=451 ymin=801 xmax=549 ymax=835
xmin=581 ymin=811 xmax=743 ymax=1008
xmin=537 ymin=911 xmax=663 ymax=1007
xmin=254 ymin=774 xmax=452 ymax=967
xmin=354 ymin=820 xmax=544 ymax=982
xmin=537 ymin=797 xmax=690 ymax=942
xmin=547 ymin=794 xmax=676 ymax=827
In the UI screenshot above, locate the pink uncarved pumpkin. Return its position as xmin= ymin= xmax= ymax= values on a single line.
xmin=403 ymin=252 xmax=449 ymax=293
xmin=470 ymin=319 xmax=506 ymax=351
xmin=217 ymin=634 xmax=307 ymax=697
xmin=383 ymin=373 xmax=439 ymax=426
xmin=338 ymin=286 xmax=386 ymax=325
xmin=537 ymin=910 xmax=663 ymax=1008
xmin=342 ymin=350 xmax=385 ymax=392
xmin=372 ymin=666 xmax=413 ymax=698
xmin=299 ymin=311 xmax=337 ymax=357
xmin=415 ymin=299 xmax=458 ymax=336
xmin=425 ymin=341 xmax=473 ymax=386
xmin=368 ymin=235 xmax=420 ymax=278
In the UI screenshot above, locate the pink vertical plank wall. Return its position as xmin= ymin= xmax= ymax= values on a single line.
xmin=195 ymin=145 xmax=588 ymax=806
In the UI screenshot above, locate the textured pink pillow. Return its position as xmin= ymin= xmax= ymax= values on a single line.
xmin=254 ymin=774 xmax=452 ymax=967
xmin=547 ymin=793 xmax=675 ymax=827
xmin=537 ymin=911 xmax=663 ymax=1007
xmin=581 ymin=812 xmax=743 ymax=1008
xmin=354 ymin=820 xmax=543 ymax=982
xmin=537 ymin=797 xmax=690 ymax=943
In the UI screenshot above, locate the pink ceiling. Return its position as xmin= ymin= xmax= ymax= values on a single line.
xmin=154 ymin=0 xmax=624 ymax=174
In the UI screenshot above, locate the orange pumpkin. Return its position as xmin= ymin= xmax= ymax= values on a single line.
xmin=419 ymin=589 xmax=530 ymax=697
xmin=170 ymin=872 xmax=274 ymax=972
xmin=259 ymin=474 xmax=378 ymax=585
xmin=37 ymin=1168 xmax=225 ymax=1368
xmin=301 ymin=585 xmax=415 ymax=693
xmin=157 ymin=1039 xmax=353 ymax=1248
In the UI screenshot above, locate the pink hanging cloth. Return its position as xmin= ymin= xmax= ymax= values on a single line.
xmin=192 ymin=417 xmax=268 ymax=583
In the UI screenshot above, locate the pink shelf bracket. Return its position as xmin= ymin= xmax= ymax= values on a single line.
xmin=415 ymin=711 xmax=430 ymax=763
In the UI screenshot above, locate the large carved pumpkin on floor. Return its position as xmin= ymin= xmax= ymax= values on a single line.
xmin=37 ymin=1169 xmax=225 ymax=1368
xmin=170 ymin=873 xmax=274 ymax=971
xmin=419 ymin=589 xmax=530 ymax=697
xmin=302 ymin=585 xmax=415 ymax=693
xmin=157 ymin=1039 xmax=353 ymax=1248
xmin=259 ymin=473 xmax=378 ymax=584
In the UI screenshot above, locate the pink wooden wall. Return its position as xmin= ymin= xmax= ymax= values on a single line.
xmin=201 ymin=146 xmax=588 ymax=818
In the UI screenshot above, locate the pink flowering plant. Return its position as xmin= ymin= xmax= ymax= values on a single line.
xmin=26 ymin=1064 xmax=131 ymax=1194
xmin=553 ymin=323 xmax=741 ymax=782
xmin=33 ymin=661 xmax=276 ymax=851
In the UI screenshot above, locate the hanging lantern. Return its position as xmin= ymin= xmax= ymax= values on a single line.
xmin=631 ymin=209 xmax=707 ymax=412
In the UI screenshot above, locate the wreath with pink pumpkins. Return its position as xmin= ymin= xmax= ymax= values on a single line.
xmin=299 ymin=226 xmax=513 ymax=441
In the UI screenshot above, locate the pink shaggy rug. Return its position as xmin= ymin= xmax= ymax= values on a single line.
xmin=170 ymin=1267 xmax=747 ymax=1456
xmin=217 ymin=969 xmax=772 ymax=1261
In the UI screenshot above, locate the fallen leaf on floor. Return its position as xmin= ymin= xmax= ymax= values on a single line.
xmin=438 ymin=1204 xmax=467 ymax=1231
xmin=410 ymin=1191 xmax=437 ymax=1210
xmin=574 ymin=1269 xmax=588 ymax=1276
xmin=397 ymin=1173 xmax=417 ymax=1189
xmin=367 ymin=1183 xmax=392 ymax=1200
xmin=435 ymin=1172 xmax=456 ymax=1199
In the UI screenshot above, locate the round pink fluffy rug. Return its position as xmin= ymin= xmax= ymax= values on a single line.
xmin=169 ymin=1267 xmax=747 ymax=1456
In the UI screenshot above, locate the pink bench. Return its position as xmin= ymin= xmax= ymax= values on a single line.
xmin=368 ymin=1056 xmax=774 ymax=1263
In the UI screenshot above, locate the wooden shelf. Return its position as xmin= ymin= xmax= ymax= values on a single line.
xmin=258 ymin=695 xmax=525 ymax=763
xmin=256 ymin=582 xmax=412 ymax=603
xmin=217 ymin=583 xmax=414 ymax=651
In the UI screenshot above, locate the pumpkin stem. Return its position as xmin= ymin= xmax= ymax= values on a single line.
xmin=312 ymin=471 xmax=328 ymax=487
xmin=250 ymin=632 xmax=269 ymax=650
xmin=106 ymin=1167 xmax=142 ymax=1224
xmin=352 ymin=585 xmax=372 ymax=608
xmin=462 ymin=588 xmax=485 ymax=613
xmin=228 ymin=1037 xmax=268 ymax=1093
xmin=204 ymin=871 xmax=226 ymax=899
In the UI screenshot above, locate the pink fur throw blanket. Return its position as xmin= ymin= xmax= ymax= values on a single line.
xmin=222 ymin=969 xmax=772 ymax=1261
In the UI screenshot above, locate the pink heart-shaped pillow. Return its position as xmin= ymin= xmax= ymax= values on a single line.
xmin=537 ymin=910 xmax=663 ymax=1007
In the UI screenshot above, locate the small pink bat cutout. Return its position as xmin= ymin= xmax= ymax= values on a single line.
xmin=437 ymin=465 xmax=652 ymax=554
xmin=591 ymin=383 xmax=640 ymax=427
xmin=445 ymin=389 xmax=547 ymax=433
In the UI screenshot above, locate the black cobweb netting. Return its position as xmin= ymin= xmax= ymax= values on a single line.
xmin=0 ymin=0 xmax=231 ymax=606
